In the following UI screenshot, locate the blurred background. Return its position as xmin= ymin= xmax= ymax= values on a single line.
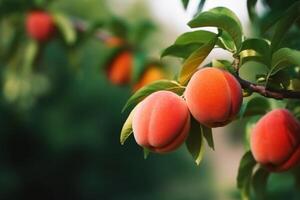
xmin=0 ymin=0 xmax=300 ymax=199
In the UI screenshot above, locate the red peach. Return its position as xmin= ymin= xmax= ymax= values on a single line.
xmin=26 ymin=11 xmax=55 ymax=42
xmin=107 ymin=51 xmax=133 ymax=85
xmin=185 ymin=67 xmax=242 ymax=128
xmin=250 ymin=109 xmax=300 ymax=172
xmin=132 ymin=91 xmax=190 ymax=153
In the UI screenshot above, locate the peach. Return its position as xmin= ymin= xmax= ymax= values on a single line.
xmin=132 ymin=91 xmax=190 ymax=153
xmin=105 ymin=37 xmax=124 ymax=47
xmin=107 ymin=51 xmax=133 ymax=85
xmin=185 ymin=67 xmax=242 ymax=127
xmin=250 ymin=109 xmax=300 ymax=172
xmin=133 ymin=66 xmax=165 ymax=91
xmin=26 ymin=11 xmax=55 ymax=42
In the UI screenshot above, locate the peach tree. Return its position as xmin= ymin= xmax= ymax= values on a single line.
xmin=120 ymin=1 xmax=300 ymax=199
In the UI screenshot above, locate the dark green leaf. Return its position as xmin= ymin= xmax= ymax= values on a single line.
xmin=52 ymin=13 xmax=77 ymax=45
xmin=179 ymin=37 xmax=217 ymax=85
xmin=201 ymin=124 xmax=214 ymax=150
xmin=239 ymin=97 xmax=270 ymax=118
xmin=271 ymin=1 xmax=300 ymax=51
xmin=247 ymin=0 xmax=258 ymax=22
xmin=161 ymin=30 xmax=217 ymax=59
xmin=252 ymin=167 xmax=270 ymax=200
xmin=237 ymin=151 xmax=257 ymax=200
xmin=181 ymin=0 xmax=189 ymax=9
xmin=193 ymin=0 xmax=206 ymax=16
xmin=132 ymin=51 xmax=147 ymax=83
xmin=120 ymin=109 xmax=134 ymax=145
xmin=270 ymin=48 xmax=300 ymax=75
xmin=188 ymin=7 xmax=243 ymax=51
xmin=122 ymin=80 xmax=185 ymax=112
xmin=186 ymin=117 xmax=205 ymax=165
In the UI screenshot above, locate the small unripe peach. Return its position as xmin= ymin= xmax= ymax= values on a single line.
xmin=185 ymin=67 xmax=242 ymax=127
xmin=132 ymin=91 xmax=190 ymax=153
xmin=107 ymin=51 xmax=133 ymax=85
xmin=26 ymin=11 xmax=55 ymax=42
xmin=133 ymin=66 xmax=165 ymax=91
xmin=250 ymin=109 xmax=300 ymax=172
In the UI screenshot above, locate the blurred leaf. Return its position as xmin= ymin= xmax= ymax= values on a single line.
xmin=186 ymin=118 xmax=205 ymax=165
xmin=181 ymin=0 xmax=189 ymax=9
xmin=23 ymin=40 xmax=38 ymax=74
xmin=132 ymin=51 xmax=147 ymax=83
xmin=270 ymin=48 xmax=300 ymax=75
xmin=201 ymin=124 xmax=214 ymax=150
xmin=143 ymin=148 xmax=150 ymax=159
xmin=252 ymin=167 xmax=270 ymax=200
xmin=122 ymin=80 xmax=185 ymax=112
xmin=179 ymin=36 xmax=217 ymax=85
xmin=239 ymin=97 xmax=270 ymax=118
xmin=120 ymin=109 xmax=134 ymax=145
xmin=271 ymin=1 xmax=300 ymax=51
xmin=237 ymin=151 xmax=257 ymax=200
xmin=194 ymin=0 xmax=206 ymax=16
xmin=244 ymin=116 xmax=260 ymax=149
xmin=52 ymin=13 xmax=77 ymax=45
xmin=161 ymin=30 xmax=217 ymax=58
xmin=247 ymin=0 xmax=258 ymax=22
xmin=108 ymin=17 xmax=128 ymax=38
xmin=188 ymin=7 xmax=242 ymax=51
xmin=132 ymin=20 xmax=156 ymax=46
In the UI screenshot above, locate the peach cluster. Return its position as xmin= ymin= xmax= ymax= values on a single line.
xmin=250 ymin=109 xmax=300 ymax=172
xmin=131 ymin=67 xmax=243 ymax=153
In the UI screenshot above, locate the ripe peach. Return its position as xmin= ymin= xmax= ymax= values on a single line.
xmin=250 ymin=109 xmax=300 ymax=172
xmin=26 ymin=11 xmax=55 ymax=42
xmin=132 ymin=91 xmax=190 ymax=153
xmin=107 ymin=51 xmax=133 ymax=85
xmin=133 ymin=66 xmax=165 ymax=91
xmin=185 ymin=67 xmax=242 ymax=127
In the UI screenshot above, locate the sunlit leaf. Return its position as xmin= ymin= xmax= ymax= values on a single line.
xmin=52 ymin=13 xmax=77 ymax=45
xmin=122 ymin=80 xmax=185 ymax=112
xmin=120 ymin=109 xmax=134 ymax=145
xmin=188 ymin=7 xmax=243 ymax=51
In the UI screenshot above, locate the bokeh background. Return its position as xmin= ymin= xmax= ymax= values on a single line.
xmin=1 ymin=0 xmax=300 ymax=200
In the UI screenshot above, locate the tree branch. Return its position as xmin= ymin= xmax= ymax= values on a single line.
xmin=232 ymin=58 xmax=300 ymax=100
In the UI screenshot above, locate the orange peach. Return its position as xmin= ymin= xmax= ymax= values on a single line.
xmin=133 ymin=66 xmax=165 ymax=91
xmin=132 ymin=91 xmax=190 ymax=153
xmin=250 ymin=109 xmax=300 ymax=172
xmin=107 ymin=51 xmax=133 ymax=85
xmin=185 ymin=67 xmax=242 ymax=127
xmin=26 ymin=11 xmax=55 ymax=42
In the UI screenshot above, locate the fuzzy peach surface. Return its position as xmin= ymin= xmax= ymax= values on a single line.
xmin=185 ymin=67 xmax=242 ymax=128
xmin=132 ymin=91 xmax=190 ymax=153
xmin=26 ymin=11 xmax=55 ymax=42
xmin=250 ymin=109 xmax=300 ymax=172
xmin=107 ymin=51 xmax=133 ymax=85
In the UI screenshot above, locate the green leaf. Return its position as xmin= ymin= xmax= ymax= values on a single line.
xmin=247 ymin=0 xmax=258 ymax=22
xmin=52 ymin=13 xmax=77 ymax=45
xmin=252 ymin=167 xmax=270 ymax=200
xmin=218 ymin=30 xmax=236 ymax=52
xmin=120 ymin=109 xmax=134 ymax=145
xmin=22 ymin=39 xmax=38 ymax=74
xmin=122 ymin=80 xmax=185 ymax=112
xmin=186 ymin=118 xmax=205 ymax=165
xmin=271 ymin=1 xmax=300 ymax=51
xmin=181 ymin=0 xmax=189 ymax=9
xmin=201 ymin=124 xmax=214 ymax=150
xmin=237 ymin=151 xmax=257 ymax=200
xmin=161 ymin=30 xmax=217 ymax=59
xmin=178 ymin=37 xmax=217 ymax=85
xmin=239 ymin=97 xmax=270 ymax=118
xmin=188 ymin=7 xmax=243 ymax=51
xmin=132 ymin=51 xmax=147 ymax=83
xmin=143 ymin=148 xmax=150 ymax=159
xmin=270 ymin=48 xmax=300 ymax=75
xmin=212 ymin=59 xmax=236 ymax=75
